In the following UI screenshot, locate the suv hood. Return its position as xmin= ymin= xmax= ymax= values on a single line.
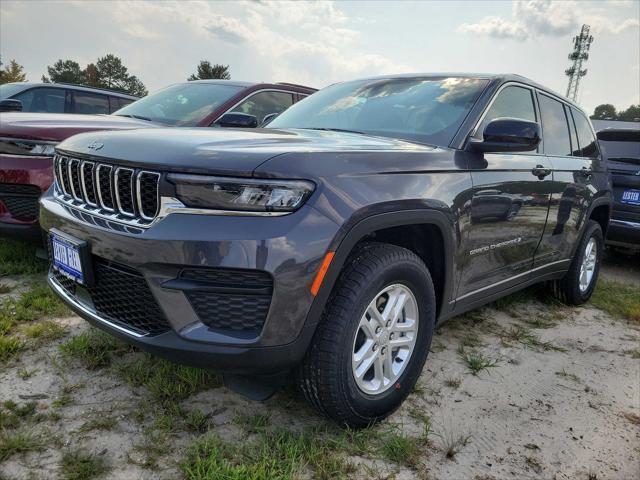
xmin=57 ymin=127 xmax=437 ymax=176
xmin=0 ymin=112 xmax=156 ymax=142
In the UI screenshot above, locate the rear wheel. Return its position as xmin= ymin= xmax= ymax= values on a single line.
xmin=297 ymin=243 xmax=436 ymax=427
xmin=550 ymin=219 xmax=603 ymax=305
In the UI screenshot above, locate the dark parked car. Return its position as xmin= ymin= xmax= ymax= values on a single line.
xmin=594 ymin=123 xmax=640 ymax=250
xmin=0 ymin=82 xmax=138 ymax=114
xmin=40 ymin=74 xmax=611 ymax=426
xmin=0 ymin=80 xmax=315 ymax=239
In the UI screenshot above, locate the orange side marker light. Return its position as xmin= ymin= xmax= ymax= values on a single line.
xmin=310 ymin=251 xmax=335 ymax=296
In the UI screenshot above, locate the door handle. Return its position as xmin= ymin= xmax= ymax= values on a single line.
xmin=531 ymin=165 xmax=551 ymax=180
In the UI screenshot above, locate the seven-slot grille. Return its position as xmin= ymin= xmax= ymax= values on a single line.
xmin=54 ymin=155 xmax=160 ymax=224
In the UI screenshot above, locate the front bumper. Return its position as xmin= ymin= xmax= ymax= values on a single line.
xmin=40 ymin=192 xmax=340 ymax=373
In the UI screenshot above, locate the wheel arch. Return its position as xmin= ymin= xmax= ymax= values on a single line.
xmin=305 ymin=209 xmax=457 ymax=330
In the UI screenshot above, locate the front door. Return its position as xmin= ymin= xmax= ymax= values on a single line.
xmin=457 ymin=84 xmax=552 ymax=300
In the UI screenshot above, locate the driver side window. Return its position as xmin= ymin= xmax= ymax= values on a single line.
xmin=230 ymin=91 xmax=294 ymax=125
xmin=476 ymin=86 xmax=536 ymax=138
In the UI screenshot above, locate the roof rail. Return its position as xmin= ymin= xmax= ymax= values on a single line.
xmin=276 ymin=82 xmax=316 ymax=91
xmin=51 ymin=82 xmax=140 ymax=98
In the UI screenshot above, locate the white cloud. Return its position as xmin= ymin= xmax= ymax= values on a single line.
xmin=458 ymin=0 xmax=639 ymax=41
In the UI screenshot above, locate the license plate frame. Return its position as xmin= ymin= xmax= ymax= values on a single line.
xmin=621 ymin=189 xmax=640 ymax=206
xmin=50 ymin=229 xmax=93 ymax=286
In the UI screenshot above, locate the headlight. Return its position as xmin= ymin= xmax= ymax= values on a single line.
xmin=167 ymin=174 xmax=315 ymax=213
xmin=0 ymin=138 xmax=57 ymax=156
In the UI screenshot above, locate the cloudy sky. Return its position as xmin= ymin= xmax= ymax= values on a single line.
xmin=1 ymin=0 xmax=638 ymax=114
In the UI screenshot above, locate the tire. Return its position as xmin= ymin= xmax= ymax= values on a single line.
xmin=297 ymin=243 xmax=436 ymax=427
xmin=550 ymin=219 xmax=603 ymax=305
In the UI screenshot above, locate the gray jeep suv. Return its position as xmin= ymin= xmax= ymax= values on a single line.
xmin=40 ymin=74 xmax=611 ymax=426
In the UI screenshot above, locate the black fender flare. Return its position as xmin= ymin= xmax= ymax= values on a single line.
xmin=303 ymin=208 xmax=457 ymax=331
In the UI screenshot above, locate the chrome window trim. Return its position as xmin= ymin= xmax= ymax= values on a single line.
xmin=80 ymin=161 xmax=97 ymax=207
xmin=212 ymin=88 xmax=297 ymax=124
xmin=114 ymin=167 xmax=136 ymax=217
xmin=136 ymin=170 xmax=161 ymax=220
xmin=68 ymin=158 xmax=83 ymax=201
xmin=96 ymin=164 xmax=115 ymax=212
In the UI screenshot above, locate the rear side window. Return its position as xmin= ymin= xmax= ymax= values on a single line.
xmin=476 ymin=86 xmax=536 ymax=137
xmin=73 ymin=91 xmax=109 ymax=114
xmin=13 ymin=87 xmax=66 ymax=113
xmin=571 ymin=108 xmax=599 ymax=158
xmin=230 ymin=91 xmax=294 ymax=125
xmin=538 ymin=94 xmax=572 ymax=156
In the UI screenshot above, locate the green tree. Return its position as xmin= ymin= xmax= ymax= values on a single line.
xmin=591 ymin=104 xmax=617 ymax=120
xmin=188 ymin=61 xmax=230 ymax=81
xmin=41 ymin=59 xmax=84 ymax=84
xmin=617 ymin=104 xmax=640 ymax=122
xmin=0 ymin=58 xmax=27 ymax=84
xmin=41 ymin=54 xmax=147 ymax=96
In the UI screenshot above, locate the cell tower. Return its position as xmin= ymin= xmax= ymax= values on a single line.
xmin=565 ymin=24 xmax=594 ymax=102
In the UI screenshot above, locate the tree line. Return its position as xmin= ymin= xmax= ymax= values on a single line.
xmin=0 ymin=57 xmax=231 ymax=97
xmin=591 ymin=104 xmax=640 ymax=122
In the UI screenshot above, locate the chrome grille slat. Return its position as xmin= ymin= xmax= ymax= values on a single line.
xmin=114 ymin=167 xmax=135 ymax=217
xmin=80 ymin=161 xmax=98 ymax=207
xmin=52 ymin=156 xmax=161 ymax=228
xmin=68 ymin=159 xmax=83 ymax=201
xmin=96 ymin=164 xmax=115 ymax=212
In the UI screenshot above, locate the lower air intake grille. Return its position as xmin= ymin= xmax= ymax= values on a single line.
xmin=186 ymin=292 xmax=272 ymax=333
xmin=180 ymin=268 xmax=273 ymax=335
xmin=0 ymin=183 xmax=41 ymax=219
xmin=87 ymin=259 xmax=171 ymax=336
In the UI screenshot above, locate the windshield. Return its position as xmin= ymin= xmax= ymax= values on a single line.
xmin=114 ymin=83 xmax=245 ymax=126
xmin=0 ymin=83 xmax=28 ymax=99
xmin=269 ymin=76 xmax=489 ymax=147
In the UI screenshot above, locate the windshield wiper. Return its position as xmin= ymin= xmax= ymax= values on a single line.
xmin=116 ymin=114 xmax=153 ymax=122
xmin=301 ymin=127 xmax=367 ymax=135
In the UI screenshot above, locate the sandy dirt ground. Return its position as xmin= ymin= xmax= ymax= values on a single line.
xmin=1 ymin=257 xmax=639 ymax=480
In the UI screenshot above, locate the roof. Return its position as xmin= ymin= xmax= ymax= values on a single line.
xmin=2 ymin=82 xmax=139 ymax=98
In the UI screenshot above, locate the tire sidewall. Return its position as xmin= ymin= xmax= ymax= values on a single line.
xmin=572 ymin=221 xmax=604 ymax=302
xmin=336 ymin=257 xmax=435 ymax=421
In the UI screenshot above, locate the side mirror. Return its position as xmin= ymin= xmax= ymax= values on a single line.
xmin=216 ymin=112 xmax=258 ymax=128
xmin=0 ymin=99 xmax=23 ymax=112
xmin=470 ymin=117 xmax=541 ymax=153
xmin=261 ymin=112 xmax=279 ymax=127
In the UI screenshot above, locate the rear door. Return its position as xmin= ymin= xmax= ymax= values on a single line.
xmin=457 ymin=84 xmax=552 ymax=299
xmin=534 ymin=95 xmax=598 ymax=266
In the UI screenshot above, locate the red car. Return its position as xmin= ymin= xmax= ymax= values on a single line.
xmin=0 ymin=80 xmax=315 ymax=240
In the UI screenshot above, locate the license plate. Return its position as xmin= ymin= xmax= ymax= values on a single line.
xmin=621 ymin=189 xmax=640 ymax=206
xmin=51 ymin=232 xmax=87 ymax=284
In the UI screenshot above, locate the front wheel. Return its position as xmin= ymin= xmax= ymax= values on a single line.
xmin=297 ymin=243 xmax=436 ymax=427
xmin=550 ymin=219 xmax=604 ymax=305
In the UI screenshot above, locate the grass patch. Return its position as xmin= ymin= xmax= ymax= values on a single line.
xmin=590 ymin=279 xmax=640 ymax=323
xmin=0 ymin=429 xmax=46 ymax=461
xmin=0 ymin=335 xmax=25 ymax=363
xmin=77 ymin=417 xmax=117 ymax=433
xmin=498 ymin=324 xmax=566 ymax=352
xmin=0 ymin=238 xmax=47 ymax=276
xmin=59 ymin=328 xmax=132 ymax=370
xmin=0 ymin=283 xmax=69 ymax=336
xmin=17 ymin=368 xmax=38 ymax=380
xmin=555 ymin=369 xmax=580 ymax=383
xmin=457 ymin=346 xmax=499 ymax=375
xmin=22 ymin=319 xmax=68 ymax=343
xmin=185 ymin=409 xmax=210 ymax=434
xmin=444 ymin=376 xmax=462 ymax=389
xmin=180 ymin=428 xmax=357 ymax=480
xmin=435 ymin=428 xmax=470 ymax=460
xmin=116 ymin=353 xmax=222 ymax=406
xmin=60 ymin=448 xmax=110 ymax=480
xmin=234 ymin=412 xmax=271 ymax=435
xmin=380 ymin=431 xmax=420 ymax=467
